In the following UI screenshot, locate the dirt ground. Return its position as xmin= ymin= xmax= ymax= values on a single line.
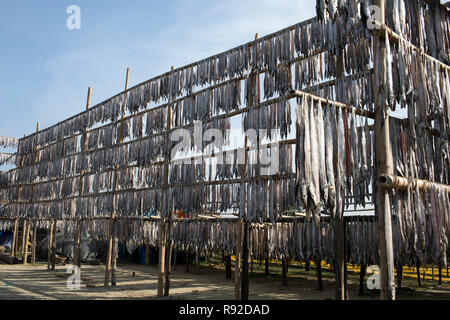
xmin=0 ymin=261 xmax=449 ymax=300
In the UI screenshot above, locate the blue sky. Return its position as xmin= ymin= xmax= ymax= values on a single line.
xmin=0 ymin=0 xmax=316 ymax=141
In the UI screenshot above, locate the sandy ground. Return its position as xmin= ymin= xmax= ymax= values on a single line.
xmin=0 ymin=261 xmax=449 ymax=300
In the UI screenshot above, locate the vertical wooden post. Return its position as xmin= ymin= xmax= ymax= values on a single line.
xmin=31 ymin=222 xmax=37 ymax=264
xmin=75 ymin=87 xmax=92 ymax=268
xmin=173 ymin=248 xmax=177 ymax=271
xmin=333 ymin=38 xmax=346 ymax=302
xmin=359 ymin=264 xmax=367 ymax=295
xmin=225 ymin=255 xmax=232 ymax=279
xmin=106 ymin=69 xmax=129 ymax=287
xmin=264 ymin=227 xmax=269 ymax=276
xmin=11 ymin=218 xmax=18 ymax=257
xmin=396 ymin=264 xmax=403 ymax=289
xmin=146 ymin=245 xmax=150 ymax=265
xmin=23 ymin=221 xmax=30 ymax=264
xmin=234 ymin=221 xmax=241 ymax=300
xmin=185 ymin=250 xmax=189 ymax=273
xmin=438 ymin=262 xmax=442 ymax=285
xmin=240 ymin=33 xmax=260 ymax=300
xmin=416 ymin=262 xmax=421 ymax=287
xmin=51 ymin=220 xmax=56 ymax=269
xmin=47 ymin=220 xmax=54 ymax=270
xmin=316 ymin=260 xmax=323 ymax=291
xmin=373 ymin=0 xmax=395 ymax=300
xmin=281 ymin=258 xmax=287 ymax=286
xmin=158 ymin=66 xmax=175 ymax=297
xmin=241 ymin=220 xmax=249 ymax=300
xmin=24 ymin=121 xmax=40 ymax=265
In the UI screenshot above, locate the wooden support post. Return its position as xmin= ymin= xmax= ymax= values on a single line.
xmin=185 ymin=250 xmax=189 ymax=273
xmin=74 ymin=87 xmax=92 ymax=269
xmin=305 ymin=260 xmax=310 ymax=272
xmin=396 ymin=264 xmax=403 ymax=289
xmin=105 ymin=217 xmax=114 ymax=286
xmin=316 ymin=260 xmax=323 ymax=291
xmin=281 ymin=258 xmax=287 ymax=286
xmin=47 ymin=220 xmax=54 ymax=270
xmin=21 ymin=220 xmax=27 ymax=256
xmin=111 ymin=229 xmax=118 ymax=286
xmin=373 ymin=0 xmax=395 ymax=301
xmin=241 ymin=220 xmax=249 ymax=300
xmin=359 ymin=264 xmax=367 ymax=295
xmin=234 ymin=221 xmax=241 ymax=300
xmin=23 ymin=220 xmax=30 ymax=264
xmin=432 ymin=265 xmax=434 ymax=281
xmin=225 ymin=256 xmax=232 ymax=279
xmin=51 ymin=220 xmax=56 ymax=270
xmin=173 ymin=248 xmax=177 ymax=271
xmin=164 ymin=66 xmax=176 ymax=297
xmin=158 ymin=220 xmax=166 ymax=295
xmin=239 ymin=36 xmax=258 ymax=300
xmin=146 ymin=245 xmax=150 ymax=265
xmin=264 ymin=228 xmax=269 ymax=276
xmin=438 ymin=262 xmax=442 ymax=285
xmin=416 ymin=262 xmax=421 ymax=287
xmin=196 ymin=249 xmax=200 ymax=272
xmin=164 ymin=227 xmax=173 ymax=296
xmin=31 ymin=222 xmax=37 ymax=264
xmin=106 ymin=69 xmax=129 ymax=287
xmin=24 ymin=121 xmax=40 ymax=265
xmin=333 ymin=36 xmax=346 ymax=301
xmin=11 ymin=218 xmax=18 ymax=257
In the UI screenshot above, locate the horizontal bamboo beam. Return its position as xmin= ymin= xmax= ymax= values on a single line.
xmin=371 ymin=22 xmax=450 ymax=70
xmin=378 ymin=174 xmax=450 ymax=194
xmin=289 ymin=89 xmax=376 ymax=119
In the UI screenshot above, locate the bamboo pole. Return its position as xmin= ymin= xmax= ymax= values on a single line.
xmin=359 ymin=264 xmax=366 ymax=295
xmin=158 ymin=66 xmax=175 ymax=297
xmin=23 ymin=122 xmax=40 ymax=264
xmin=234 ymin=220 xmax=241 ymax=300
xmin=332 ymin=37 xmax=346 ymax=301
xmin=31 ymin=222 xmax=37 ymax=264
xmin=373 ymin=0 xmax=395 ymax=301
xmin=164 ymin=68 xmax=176 ymax=297
xmin=47 ymin=219 xmax=54 ymax=270
xmin=11 ymin=218 xmax=18 ymax=257
xmin=316 ymin=260 xmax=323 ymax=290
xmin=74 ymin=87 xmax=92 ymax=269
xmin=378 ymin=174 xmax=450 ymax=194
xmin=105 ymin=69 xmax=129 ymax=286
xmin=22 ymin=220 xmax=30 ymax=264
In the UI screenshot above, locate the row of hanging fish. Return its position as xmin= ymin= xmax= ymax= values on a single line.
xmin=385 ymin=0 xmax=450 ymax=65
xmin=170 ymin=220 xmax=236 ymax=255
xmin=2 ymin=186 xmax=165 ymax=220
xmin=391 ymin=182 xmax=450 ymax=268
xmin=243 ymin=98 xmax=292 ymax=140
xmin=16 ymin=1 xmax=384 ymax=157
xmin=0 ymin=153 xmax=16 ymax=166
xmin=0 ymin=137 xmax=18 ymax=149
xmin=334 ymin=69 xmax=374 ymax=112
xmin=295 ymin=94 xmax=374 ymax=226
xmin=316 ymin=0 xmax=373 ymax=55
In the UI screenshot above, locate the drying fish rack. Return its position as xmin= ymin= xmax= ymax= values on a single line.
xmin=0 ymin=0 xmax=449 ymax=300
